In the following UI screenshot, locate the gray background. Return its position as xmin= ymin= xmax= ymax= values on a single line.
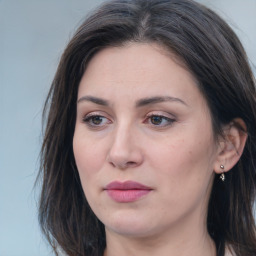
xmin=0 ymin=0 xmax=255 ymax=255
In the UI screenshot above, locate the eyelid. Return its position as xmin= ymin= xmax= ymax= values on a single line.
xmin=145 ymin=111 xmax=176 ymax=119
xmin=82 ymin=110 xmax=111 ymax=119
xmin=83 ymin=111 xmax=105 ymax=117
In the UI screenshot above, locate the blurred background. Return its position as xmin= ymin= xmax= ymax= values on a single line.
xmin=0 ymin=0 xmax=255 ymax=255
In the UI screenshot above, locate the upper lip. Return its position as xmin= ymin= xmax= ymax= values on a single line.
xmin=105 ymin=181 xmax=152 ymax=190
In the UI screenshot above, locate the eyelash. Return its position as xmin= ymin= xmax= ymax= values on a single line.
xmin=82 ymin=114 xmax=111 ymax=128
xmin=144 ymin=114 xmax=176 ymax=127
xmin=82 ymin=113 xmax=176 ymax=129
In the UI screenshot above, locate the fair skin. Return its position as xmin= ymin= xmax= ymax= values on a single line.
xmin=73 ymin=43 xmax=246 ymax=256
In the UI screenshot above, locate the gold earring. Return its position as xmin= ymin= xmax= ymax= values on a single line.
xmin=220 ymin=165 xmax=225 ymax=181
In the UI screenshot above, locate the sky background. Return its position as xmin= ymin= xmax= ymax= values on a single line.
xmin=0 ymin=0 xmax=255 ymax=255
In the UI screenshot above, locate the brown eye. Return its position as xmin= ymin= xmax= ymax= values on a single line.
xmin=83 ymin=115 xmax=110 ymax=127
xmin=150 ymin=116 xmax=163 ymax=125
xmin=145 ymin=114 xmax=176 ymax=127
xmin=91 ymin=116 xmax=104 ymax=125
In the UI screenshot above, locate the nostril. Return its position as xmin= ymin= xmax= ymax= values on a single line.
xmin=126 ymin=161 xmax=137 ymax=167
xmin=108 ymin=160 xmax=137 ymax=169
xmin=109 ymin=162 xmax=115 ymax=167
xmin=106 ymin=145 xmax=143 ymax=169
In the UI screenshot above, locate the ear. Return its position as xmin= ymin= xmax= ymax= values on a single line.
xmin=214 ymin=118 xmax=247 ymax=174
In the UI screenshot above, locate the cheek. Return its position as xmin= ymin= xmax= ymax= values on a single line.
xmin=73 ymin=131 xmax=108 ymax=208
xmin=150 ymin=137 xmax=216 ymax=215
xmin=73 ymin=130 xmax=106 ymax=181
xmin=147 ymin=127 xmax=216 ymax=194
xmin=150 ymin=136 xmax=214 ymax=171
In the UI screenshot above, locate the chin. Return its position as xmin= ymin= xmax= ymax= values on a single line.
xmin=107 ymin=225 xmax=154 ymax=238
xmin=103 ymin=212 xmax=159 ymax=238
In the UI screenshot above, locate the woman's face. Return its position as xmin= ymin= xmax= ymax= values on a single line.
xmin=73 ymin=43 xmax=220 ymax=239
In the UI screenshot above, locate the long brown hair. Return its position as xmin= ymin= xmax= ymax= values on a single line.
xmin=38 ymin=0 xmax=256 ymax=255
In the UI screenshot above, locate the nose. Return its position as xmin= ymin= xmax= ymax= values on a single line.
xmin=107 ymin=124 xmax=143 ymax=169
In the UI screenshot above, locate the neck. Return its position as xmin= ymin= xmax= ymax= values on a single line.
xmin=104 ymin=233 xmax=215 ymax=256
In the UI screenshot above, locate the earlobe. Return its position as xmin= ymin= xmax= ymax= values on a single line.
xmin=214 ymin=118 xmax=247 ymax=174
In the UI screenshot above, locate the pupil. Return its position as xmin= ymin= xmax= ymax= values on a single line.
xmin=151 ymin=116 xmax=162 ymax=125
xmin=92 ymin=116 xmax=102 ymax=125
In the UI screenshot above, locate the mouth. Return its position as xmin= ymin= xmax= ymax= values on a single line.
xmin=104 ymin=180 xmax=152 ymax=203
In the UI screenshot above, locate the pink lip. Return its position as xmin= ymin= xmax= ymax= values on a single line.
xmin=104 ymin=181 xmax=152 ymax=203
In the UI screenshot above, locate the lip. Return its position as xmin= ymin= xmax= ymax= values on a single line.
xmin=104 ymin=181 xmax=152 ymax=203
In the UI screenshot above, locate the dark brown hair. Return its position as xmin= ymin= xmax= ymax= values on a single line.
xmin=38 ymin=0 xmax=256 ymax=255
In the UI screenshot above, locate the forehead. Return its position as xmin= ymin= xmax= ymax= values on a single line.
xmin=78 ymin=43 xmax=204 ymax=107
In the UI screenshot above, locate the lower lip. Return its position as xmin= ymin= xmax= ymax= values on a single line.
xmin=106 ymin=189 xmax=151 ymax=203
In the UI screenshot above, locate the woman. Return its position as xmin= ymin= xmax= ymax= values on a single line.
xmin=38 ymin=0 xmax=256 ymax=255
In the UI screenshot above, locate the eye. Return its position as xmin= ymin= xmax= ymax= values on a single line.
xmin=145 ymin=114 xmax=175 ymax=127
xmin=83 ymin=114 xmax=111 ymax=128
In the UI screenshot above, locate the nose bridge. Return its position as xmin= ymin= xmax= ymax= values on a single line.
xmin=111 ymin=120 xmax=134 ymax=156
xmin=107 ymin=119 xmax=142 ymax=168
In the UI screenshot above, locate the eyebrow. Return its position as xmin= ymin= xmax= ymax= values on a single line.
xmin=136 ymin=96 xmax=188 ymax=107
xmin=77 ymin=96 xmax=109 ymax=106
xmin=77 ymin=95 xmax=187 ymax=107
